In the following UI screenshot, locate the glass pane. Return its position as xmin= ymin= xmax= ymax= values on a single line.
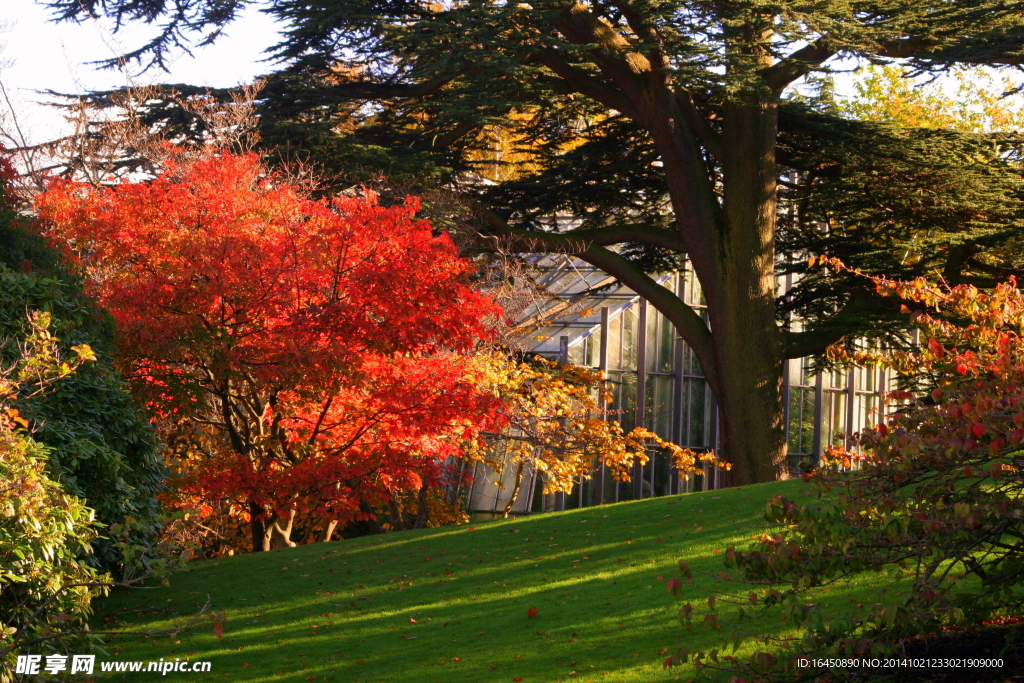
xmin=684 ymin=343 xmax=705 ymax=377
xmin=803 ymin=358 xmax=816 ymax=385
xmin=608 ymin=315 xmax=622 ymax=370
xmin=659 ymin=312 xmax=675 ymax=373
xmin=587 ymin=329 xmax=602 ymax=367
xmin=827 ymin=369 xmax=846 ymax=390
xmin=788 ymin=387 xmax=815 ymax=454
xmin=606 ymin=371 xmax=623 ymax=415
xmin=646 ymin=306 xmax=659 ymax=373
xmin=822 ymin=390 xmax=847 ymax=448
xmin=686 ymin=270 xmax=707 ymax=307
xmin=647 ymin=376 xmax=655 ymax=430
xmin=619 ymin=372 xmax=637 ymax=431
xmin=684 ymin=377 xmax=706 ymax=447
xmin=655 ymin=376 xmax=673 ymax=439
xmin=622 ymin=306 xmax=637 ymax=371
xmin=855 ymin=392 xmax=879 ymax=438
xmin=568 ymin=341 xmax=584 ymax=365
xmin=861 ymin=365 xmax=878 ymax=392
xmin=650 ymin=447 xmax=672 ymax=498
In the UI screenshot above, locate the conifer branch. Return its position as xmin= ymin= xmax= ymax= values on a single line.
xmin=473 ymin=204 xmax=719 ymax=393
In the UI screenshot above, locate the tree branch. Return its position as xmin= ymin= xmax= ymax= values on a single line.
xmin=558 ymin=223 xmax=687 ymax=250
xmin=763 ymin=39 xmax=836 ymax=93
xmin=474 ymin=205 xmax=719 ymax=393
xmin=673 ymin=88 xmax=724 ymax=161
xmin=331 ymin=74 xmax=458 ymax=100
xmin=530 ymin=49 xmax=639 ymax=117
xmin=782 ymin=293 xmax=876 ymax=358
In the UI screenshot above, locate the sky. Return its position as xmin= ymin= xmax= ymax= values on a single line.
xmin=1 ymin=0 xmax=283 ymax=143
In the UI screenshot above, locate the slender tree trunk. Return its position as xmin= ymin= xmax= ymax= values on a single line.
xmin=503 ymin=461 xmax=526 ymax=518
xmin=249 ymin=501 xmax=269 ymax=553
xmin=387 ymin=499 xmax=405 ymax=531
xmin=317 ymin=520 xmax=339 ymax=543
xmin=269 ymin=509 xmax=298 ymax=549
xmin=413 ymin=485 xmax=429 ymax=529
xmin=357 ymin=498 xmax=386 ymax=534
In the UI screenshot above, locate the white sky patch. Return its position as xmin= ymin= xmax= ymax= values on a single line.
xmin=1 ymin=0 xmax=283 ymax=143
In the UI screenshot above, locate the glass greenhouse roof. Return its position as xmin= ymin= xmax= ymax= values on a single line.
xmin=515 ymin=253 xmax=674 ymax=358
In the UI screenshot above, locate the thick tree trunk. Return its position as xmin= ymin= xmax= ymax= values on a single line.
xmin=709 ymin=293 xmax=788 ymax=484
xmin=705 ymin=93 xmax=788 ymax=484
xmin=652 ymin=85 xmax=788 ymax=484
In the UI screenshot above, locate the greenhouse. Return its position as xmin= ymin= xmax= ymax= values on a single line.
xmin=466 ymin=255 xmax=897 ymax=517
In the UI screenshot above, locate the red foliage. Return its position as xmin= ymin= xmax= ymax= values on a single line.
xmin=37 ymin=152 xmax=503 ymax=547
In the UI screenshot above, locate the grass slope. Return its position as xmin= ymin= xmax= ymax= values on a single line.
xmin=92 ymin=480 xmax=862 ymax=682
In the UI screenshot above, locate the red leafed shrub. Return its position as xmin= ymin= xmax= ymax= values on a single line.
xmin=666 ymin=266 xmax=1024 ymax=680
xmin=37 ymin=151 xmax=504 ymax=552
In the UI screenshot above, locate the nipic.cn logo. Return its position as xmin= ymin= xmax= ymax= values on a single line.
xmin=15 ymin=654 xmax=213 ymax=675
xmin=15 ymin=655 xmax=95 ymax=675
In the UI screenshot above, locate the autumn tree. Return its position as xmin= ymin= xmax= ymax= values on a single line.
xmin=841 ymin=65 xmax=1024 ymax=134
xmin=37 ymin=151 xmax=504 ymax=552
xmin=42 ymin=0 xmax=1024 ymax=484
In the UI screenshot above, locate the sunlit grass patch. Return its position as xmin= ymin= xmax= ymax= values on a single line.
xmin=91 ymin=480 xmax=882 ymax=682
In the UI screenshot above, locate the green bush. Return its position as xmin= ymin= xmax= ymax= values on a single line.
xmin=0 ymin=425 xmax=108 ymax=681
xmin=0 ymin=170 xmax=163 ymax=574
xmin=0 ymin=314 xmax=110 ymax=681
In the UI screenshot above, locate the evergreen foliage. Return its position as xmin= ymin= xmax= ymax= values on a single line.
xmin=42 ymin=0 xmax=1024 ymax=482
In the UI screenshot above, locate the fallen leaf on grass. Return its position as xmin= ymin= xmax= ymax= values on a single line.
xmin=527 ymin=607 xmax=538 ymax=618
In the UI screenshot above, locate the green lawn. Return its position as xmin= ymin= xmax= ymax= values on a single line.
xmin=89 ymin=480 xmax=881 ymax=682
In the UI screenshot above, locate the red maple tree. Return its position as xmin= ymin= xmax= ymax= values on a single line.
xmin=37 ymin=152 xmax=503 ymax=551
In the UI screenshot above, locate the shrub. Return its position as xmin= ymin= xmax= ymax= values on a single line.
xmin=666 ymin=270 xmax=1024 ymax=680
xmin=0 ymin=315 xmax=109 ymax=681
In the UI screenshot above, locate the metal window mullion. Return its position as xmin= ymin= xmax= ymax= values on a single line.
xmin=812 ymin=371 xmax=824 ymax=465
xmin=634 ymin=299 xmax=648 ymax=500
xmin=845 ymin=366 xmax=856 ymax=451
xmin=554 ymin=336 xmax=569 ymax=512
xmin=670 ymin=280 xmax=685 ymax=495
xmin=595 ymin=307 xmax=609 ymax=506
